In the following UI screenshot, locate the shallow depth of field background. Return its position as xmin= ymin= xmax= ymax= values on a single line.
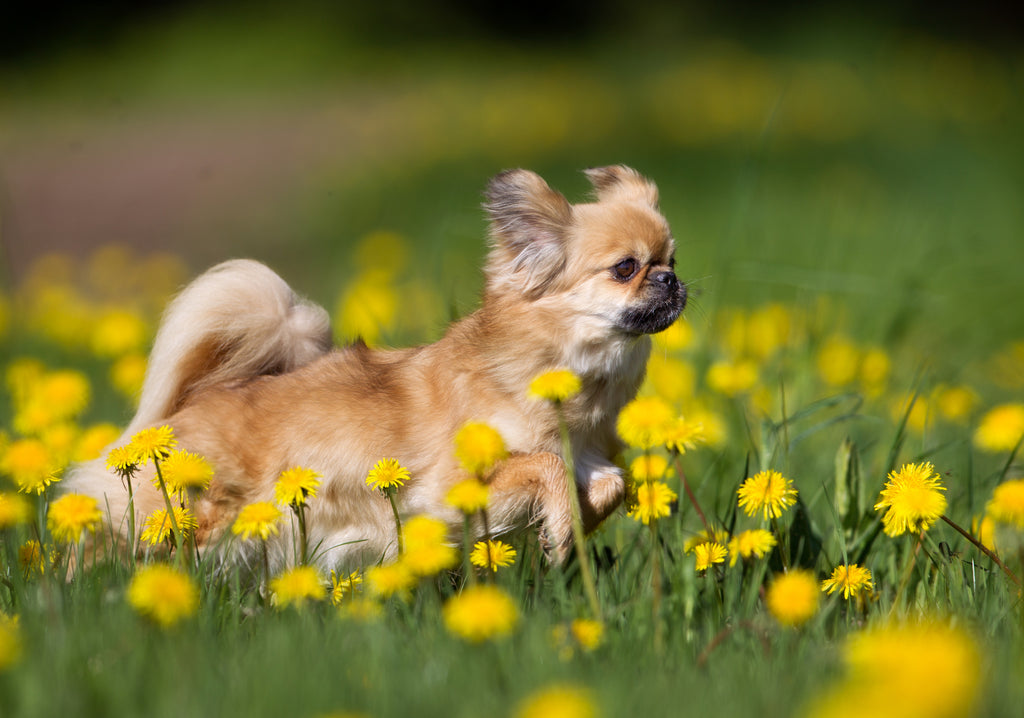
xmin=1 ymin=2 xmax=1023 ymax=718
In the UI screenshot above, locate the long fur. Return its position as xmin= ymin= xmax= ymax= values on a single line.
xmin=64 ymin=166 xmax=685 ymax=573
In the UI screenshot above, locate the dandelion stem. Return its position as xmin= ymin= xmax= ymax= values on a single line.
xmin=557 ymin=409 xmax=602 ymax=620
xmin=386 ymin=488 xmax=403 ymax=555
xmin=940 ymin=514 xmax=1020 ymax=586
xmin=152 ymin=453 xmax=185 ymax=570
xmin=296 ymin=505 xmax=309 ymax=566
xmin=462 ymin=514 xmax=476 ymax=585
xmin=673 ymin=454 xmax=709 ymax=533
xmin=651 ymin=519 xmax=664 ymax=655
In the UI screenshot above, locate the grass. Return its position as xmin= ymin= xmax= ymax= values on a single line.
xmin=2 ymin=9 xmax=1024 ymax=718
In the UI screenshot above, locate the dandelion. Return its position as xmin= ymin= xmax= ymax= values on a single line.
xmin=470 ymin=539 xmax=517 ymax=571
xmin=0 ymin=492 xmax=31 ymax=529
xmin=737 ymin=470 xmax=798 ymax=520
xmin=19 ymin=540 xmax=45 ymax=577
xmin=874 ymin=462 xmax=947 ymax=537
xmin=105 ymin=444 xmax=141 ymax=479
xmin=934 ymin=384 xmax=977 ymax=423
xmin=627 ymin=481 xmax=676 ymax=525
xmin=37 ymin=370 xmax=91 ymax=421
xmin=330 ymin=570 xmax=363 ymax=605
xmin=617 ymin=396 xmax=675 ymax=449
xmin=126 ymin=425 xmax=178 ymax=463
xmin=338 ymin=597 xmax=383 ymax=622
xmin=694 ymin=542 xmax=728 ymax=571
xmin=0 ymin=614 xmax=22 ymax=672
xmin=629 ymin=453 xmax=668 ymax=482
xmin=2 ymin=438 xmax=58 ymax=494
xmin=806 ymin=619 xmax=981 ymax=718
xmin=766 ymin=570 xmax=820 ymax=627
xmin=91 ymin=308 xmax=148 ymax=358
xmin=270 ymin=566 xmax=326 ymax=609
xmin=365 ymin=458 xmax=409 ymax=492
xmin=728 ymin=529 xmax=777 ymax=566
xmin=446 ymin=477 xmax=489 ymax=514
xmin=47 ymin=493 xmax=102 ymax=543
xmin=683 ymin=526 xmax=730 ymax=553
xmin=515 ymin=685 xmax=598 ymax=718
xmin=663 ymin=415 xmax=705 ymax=454
xmin=74 ymin=423 xmax=121 ymax=462
xmin=706 ymin=359 xmax=759 ymax=397
xmin=402 ymin=515 xmax=458 ymax=576
xmin=816 ymin=335 xmax=860 ymax=387
xmin=974 ymin=403 xmax=1024 ymax=453
xmin=141 ymin=506 xmax=198 ymax=547
xmin=127 ymin=564 xmax=199 ymax=628
xmin=231 ymin=501 xmax=282 ymax=541
xmin=366 ymin=562 xmax=415 ymax=599
xmin=821 ymin=564 xmax=874 ymax=600
xmin=986 ymin=478 xmax=1024 ymax=529
xmin=528 ymin=369 xmax=582 ymax=403
xmin=442 ymin=584 xmax=519 ymax=642
xmin=274 ymin=466 xmax=321 ymax=508
xmin=110 ymin=354 xmax=147 ymax=400
xmin=453 ymin=421 xmax=508 ymax=476
xmin=158 ymin=450 xmax=214 ymax=494
xmin=570 ymin=619 xmax=604 ymax=651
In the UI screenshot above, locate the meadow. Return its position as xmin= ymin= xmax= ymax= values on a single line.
xmin=2 ymin=9 xmax=1024 ymax=718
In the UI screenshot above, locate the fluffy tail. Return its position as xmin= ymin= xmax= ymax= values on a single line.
xmin=64 ymin=260 xmax=332 ymax=526
xmin=124 ymin=259 xmax=332 ymax=434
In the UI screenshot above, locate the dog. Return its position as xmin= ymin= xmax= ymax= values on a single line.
xmin=66 ymin=165 xmax=686 ymax=571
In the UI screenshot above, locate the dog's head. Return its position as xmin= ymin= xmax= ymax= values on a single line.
xmin=483 ymin=165 xmax=686 ymax=337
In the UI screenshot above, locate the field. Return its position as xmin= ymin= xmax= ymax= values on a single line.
xmin=2 ymin=6 xmax=1024 ymax=718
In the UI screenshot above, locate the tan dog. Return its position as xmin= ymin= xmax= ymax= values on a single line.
xmin=66 ymin=165 xmax=686 ymax=570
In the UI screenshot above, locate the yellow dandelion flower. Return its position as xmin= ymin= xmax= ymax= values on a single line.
xmin=2 ymin=438 xmax=59 ymax=494
xmin=858 ymin=347 xmax=891 ymax=397
xmin=231 ymin=501 xmax=282 ymax=541
xmin=334 ymin=270 xmax=399 ymax=347
xmin=683 ymin=526 xmax=730 ymax=553
xmin=5 ymin=357 xmax=45 ymax=405
xmin=271 ymin=566 xmax=326 ymax=609
xmin=105 ymin=444 xmax=141 ymax=479
xmin=515 ymin=684 xmax=597 ymax=718
xmin=826 ymin=619 xmax=982 ymax=718
xmin=274 ymin=466 xmax=322 ymax=508
xmin=366 ymin=562 xmax=415 ymax=599
xmin=446 ymin=477 xmax=490 ymax=514
xmin=338 ymin=597 xmax=383 ymax=622
xmin=527 ymin=369 xmax=582 ymax=403
xmin=470 ymin=539 xmax=517 ymax=571
xmin=629 ymin=453 xmax=668 ymax=482
xmin=38 ymin=370 xmax=91 ymax=421
xmin=663 ymin=415 xmax=705 ymax=454
xmin=158 ymin=449 xmax=214 ymax=494
xmin=974 ymin=403 xmax=1024 ymax=453
xmin=73 ymin=423 xmax=121 ymax=462
xmin=891 ymin=392 xmax=932 ymax=435
xmin=627 ymin=480 xmax=676 ymax=525
xmin=694 ymin=541 xmax=728 ymax=571
xmin=934 ymin=384 xmax=977 ymax=424
xmin=737 ymin=470 xmax=798 ymax=520
xmin=766 ymin=570 xmax=820 ymax=627
xmin=330 ymin=569 xmax=363 ymax=605
xmin=365 ymin=458 xmax=409 ymax=492
xmin=19 ymin=540 xmax=45 ymax=577
xmin=91 ymin=308 xmax=148 ymax=358
xmin=653 ymin=318 xmax=694 ymax=351
xmin=127 ymin=564 xmax=199 ymax=627
xmin=442 ymin=584 xmax=519 ymax=642
xmin=140 ymin=506 xmax=198 ymax=546
xmin=47 ymin=493 xmax=102 ymax=543
xmin=110 ymin=353 xmax=147 ymax=401
xmin=617 ymin=396 xmax=675 ymax=450
xmin=39 ymin=423 xmax=79 ymax=467
xmin=986 ymin=478 xmax=1024 ymax=529
xmin=402 ymin=515 xmax=458 ymax=576
xmin=453 ymin=421 xmax=508 ymax=476
xmin=821 ymin=564 xmax=874 ymax=600
xmin=727 ymin=528 xmax=777 ymax=566
xmin=643 ymin=355 xmax=695 ymax=404
xmin=705 ymin=359 xmax=759 ymax=397
xmin=874 ymin=462 xmax=947 ymax=537
xmin=816 ymin=335 xmax=860 ymax=387
xmin=570 ymin=619 xmax=604 ymax=651
xmin=127 ymin=425 xmax=178 ymax=463
xmin=0 ymin=614 xmax=22 ymax=673
xmin=0 ymin=492 xmax=32 ymax=529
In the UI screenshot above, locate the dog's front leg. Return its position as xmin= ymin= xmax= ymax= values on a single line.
xmin=575 ymin=450 xmax=627 ymax=533
xmin=485 ymin=452 xmax=574 ymax=564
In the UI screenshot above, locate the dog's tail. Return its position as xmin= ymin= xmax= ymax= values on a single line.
xmin=123 ymin=259 xmax=332 ymax=434
xmin=63 ymin=260 xmax=332 ymax=531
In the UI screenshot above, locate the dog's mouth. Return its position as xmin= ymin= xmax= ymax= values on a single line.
xmin=617 ymin=280 xmax=687 ymax=336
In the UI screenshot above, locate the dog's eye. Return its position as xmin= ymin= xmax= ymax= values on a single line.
xmin=613 ymin=258 xmax=637 ymax=280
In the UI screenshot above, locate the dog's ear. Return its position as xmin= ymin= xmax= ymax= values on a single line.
xmin=584 ymin=165 xmax=659 ymax=208
xmin=484 ymin=169 xmax=572 ymax=297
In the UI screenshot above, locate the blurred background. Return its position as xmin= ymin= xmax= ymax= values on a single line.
xmin=1 ymin=0 xmax=1022 ymax=354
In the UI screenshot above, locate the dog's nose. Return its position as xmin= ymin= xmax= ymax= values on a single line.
xmin=649 ymin=270 xmax=677 ymax=288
